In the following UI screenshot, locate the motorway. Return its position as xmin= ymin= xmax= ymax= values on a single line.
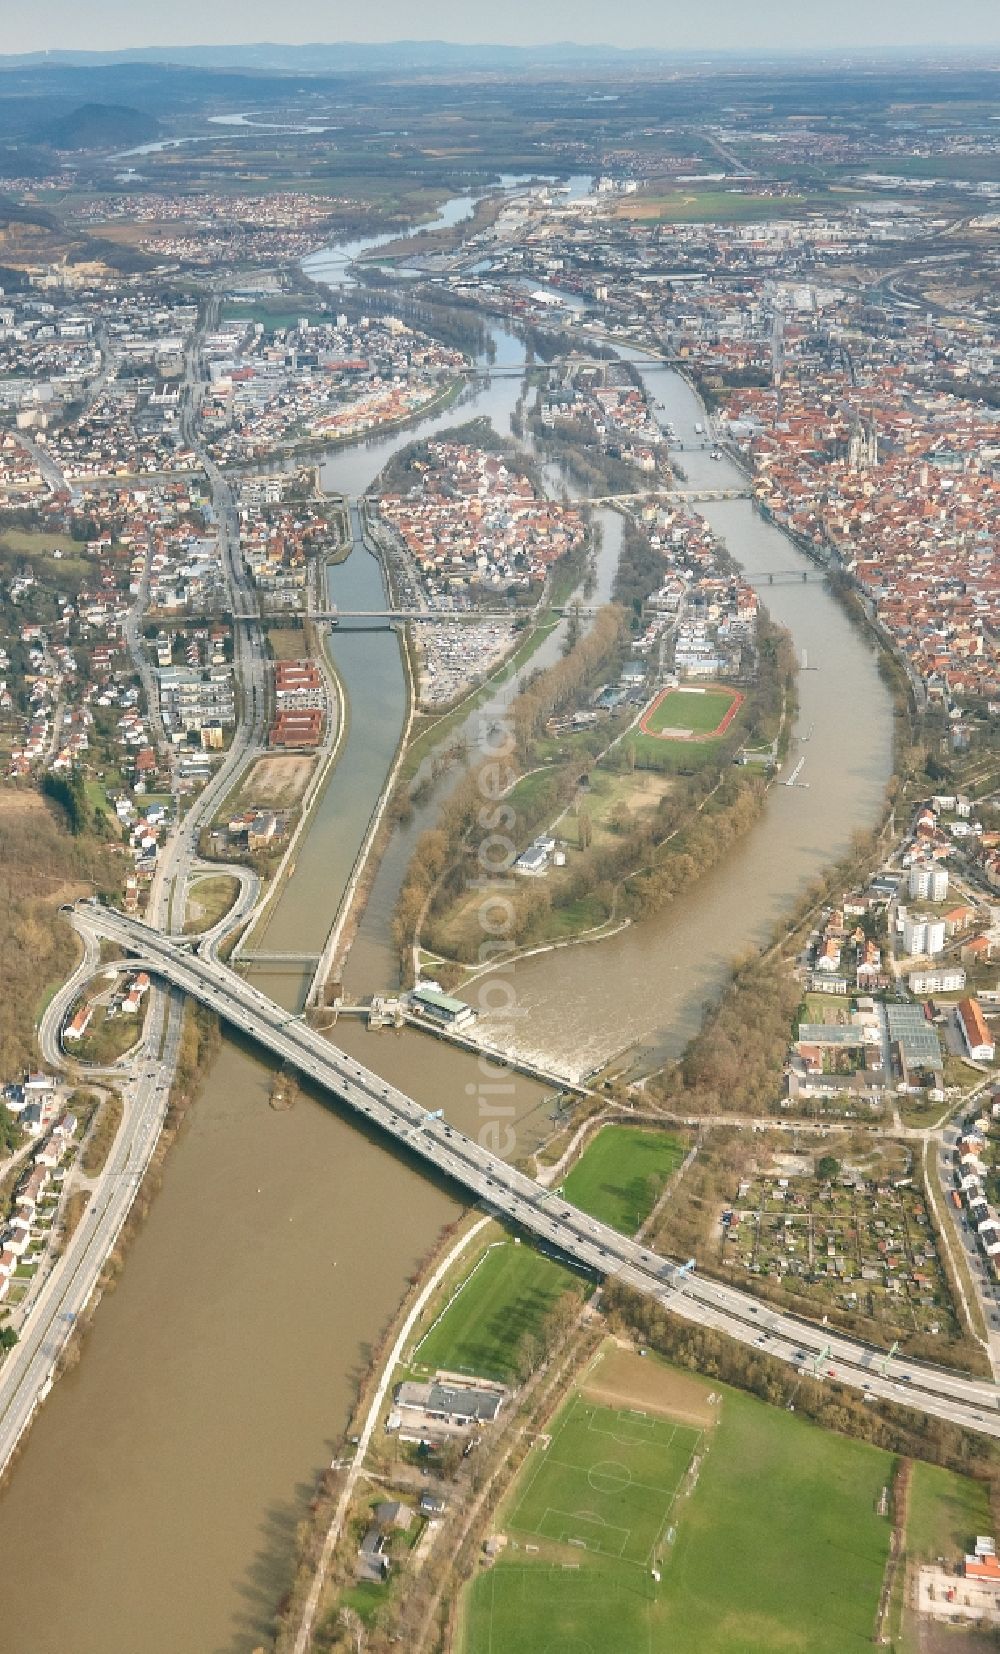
xmin=162 ymin=309 xmax=269 ymax=935
xmin=0 ymin=302 xmax=273 ymax=1480
xmin=71 ymin=900 xmax=1000 ymax=1441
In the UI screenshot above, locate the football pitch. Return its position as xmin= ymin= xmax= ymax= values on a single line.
xmin=412 ymin=1242 xmax=579 ymax=1385
xmin=471 ymin=1565 xmax=655 ymax=1654
xmin=461 ymin=1365 xmax=896 ymax=1654
xmin=640 ymin=685 xmax=742 ymax=740
xmin=508 ymin=1397 xmax=700 ymax=1566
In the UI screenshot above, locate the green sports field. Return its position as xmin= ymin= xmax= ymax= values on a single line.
xmin=560 ymin=1128 xmax=685 ymax=1235
xmin=462 ymin=1377 xmax=896 ymax=1654
xmin=471 ymin=1561 xmax=656 ymax=1654
xmin=643 ymin=686 xmax=739 ymax=737
xmin=412 ymin=1242 xmax=579 ymax=1384
xmin=509 ymin=1396 xmax=700 ymax=1564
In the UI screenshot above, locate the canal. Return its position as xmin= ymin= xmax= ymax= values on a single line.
xmin=0 ymin=207 xmax=893 ymax=1652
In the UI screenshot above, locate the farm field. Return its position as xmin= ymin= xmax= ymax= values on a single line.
xmin=641 ymin=684 xmax=742 ymax=740
xmin=560 ymin=1127 xmax=686 ymax=1234
xmin=461 ymin=1358 xmax=894 ymax=1654
xmin=411 ymin=1241 xmax=580 ymax=1385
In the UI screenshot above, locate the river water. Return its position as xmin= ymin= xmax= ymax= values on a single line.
xmin=0 ymin=198 xmax=893 ymax=1652
xmin=472 ymin=353 xmax=893 ymax=1074
xmin=0 ymin=221 xmax=565 ymax=1654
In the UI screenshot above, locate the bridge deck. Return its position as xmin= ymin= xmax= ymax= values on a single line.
xmin=70 ymin=903 xmax=999 ymax=1438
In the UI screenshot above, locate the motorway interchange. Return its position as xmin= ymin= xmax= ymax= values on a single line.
xmin=6 ymin=294 xmax=999 ymax=1477
xmin=63 ymin=898 xmax=1000 ymax=1443
xmin=0 ymin=306 xmax=269 ymax=1477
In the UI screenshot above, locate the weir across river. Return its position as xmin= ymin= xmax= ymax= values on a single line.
xmin=66 ymin=899 xmax=1000 ymax=1443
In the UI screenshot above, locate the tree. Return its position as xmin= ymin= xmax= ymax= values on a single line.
xmin=0 ymin=1103 xmax=20 ymax=1155
xmin=437 ymin=1437 xmax=464 ymax=1480
xmin=817 ymin=1155 xmax=841 ymax=1181
xmin=515 ymin=1330 xmax=543 ymax=1381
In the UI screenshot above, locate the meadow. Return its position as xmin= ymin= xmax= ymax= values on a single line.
xmin=412 ymin=1241 xmax=580 ymax=1384
xmin=560 ymin=1127 xmax=686 ymax=1234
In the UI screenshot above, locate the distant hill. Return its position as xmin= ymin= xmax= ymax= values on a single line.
xmin=39 ymin=102 xmax=161 ymax=152
xmin=4 ymin=40 xmax=670 ymax=73
xmin=0 ymin=41 xmax=975 ymax=74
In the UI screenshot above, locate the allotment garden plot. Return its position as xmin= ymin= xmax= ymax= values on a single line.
xmin=720 ymin=1157 xmax=959 ymax=1345
xmin=509 ymin=1396 xmax=700 ymax=1564
xmin=639 ymin=684 xmax=743 ymax=742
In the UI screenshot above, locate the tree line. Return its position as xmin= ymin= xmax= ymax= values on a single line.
xmin=602 ymin=1283 xmax=999 ymax=1489
xmin=0 ymin=795 xmax=122 ymax=1078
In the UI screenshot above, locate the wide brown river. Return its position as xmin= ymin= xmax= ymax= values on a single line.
xmin=0 ymin=232 xmax=893 ymax=1651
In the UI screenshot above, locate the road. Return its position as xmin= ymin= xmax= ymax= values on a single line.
xmin=0 ymin=297 xmax=273 ymax=1480
xmin=936 ymin=1103 xmax=1000 ymax=1374
xmin=147 ymin=298 xmax=269 ymax=936
xmin=0 ymin=989 xmax=184 ymax=1475
xmin=70 ymin=900 xmax=1000 ymax=1441
xmin=292 ymin=1215 xmax=493 ymax=1654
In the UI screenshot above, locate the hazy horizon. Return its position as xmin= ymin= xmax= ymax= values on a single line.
xmin=5 ymin=1 xmax=999 ymax=57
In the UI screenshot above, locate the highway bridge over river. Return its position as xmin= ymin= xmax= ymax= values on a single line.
xmin=70 ymin=900 xmax=1000 ymax=1439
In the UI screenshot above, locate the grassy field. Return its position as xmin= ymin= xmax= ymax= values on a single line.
xmin=906 ymin=1461 xmax=992 ymax=1563
xmin=266 ymin=624 xmax=313 ymax=662
xmin=71 ymin=999 xmax=146 ymax=1065
xmin=509 ymin=1395 xmax=700 ymax=1563
xmin=643 ymin=686 xmax=740 ymax=738
xmin=221 ymin=299 xmax=330 ymax=329
xmin=561 ymin=1127 xmax=685 ymax=1235
xmin=467 ymin=1565 xmax=656 ymax=1654
xmin=616 ymin=189 xmax=813 ymax=223
xmin=0 ymin=530 xmax=91 ymax=591
xmin=183 ymin=874 xmax=241 ymax=934
xmin=412 ymin=1241 xmax=580 ymax=1384
xmin=801 ymin=992 xmax=856 ymax=1025
xmin=630 ymin=731 xmax=728 ymax=773
xmin=462 ymin=1364 xmax=894 ymax=1654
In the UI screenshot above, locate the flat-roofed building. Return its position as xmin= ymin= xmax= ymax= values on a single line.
xmin=409 ymin=985 xmax=476 ymax=1029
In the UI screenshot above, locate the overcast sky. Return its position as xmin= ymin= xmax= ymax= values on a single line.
xmin=6 ymin=0 xmax=999 ymax=54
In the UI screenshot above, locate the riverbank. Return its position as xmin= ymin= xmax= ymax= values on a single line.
xmin=278 ymin=1211 xmax=493 ymax=1651
xmin=0 ymin=253 xmax=900 ymax=1654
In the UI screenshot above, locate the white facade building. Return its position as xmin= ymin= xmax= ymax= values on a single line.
xmin=908 ymin=967 xmax=966 ymax=995
xmin=908 ymin=860 xmax=949 ymax=903
xmin=903 ymin=914 xmax=946 ymax=957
